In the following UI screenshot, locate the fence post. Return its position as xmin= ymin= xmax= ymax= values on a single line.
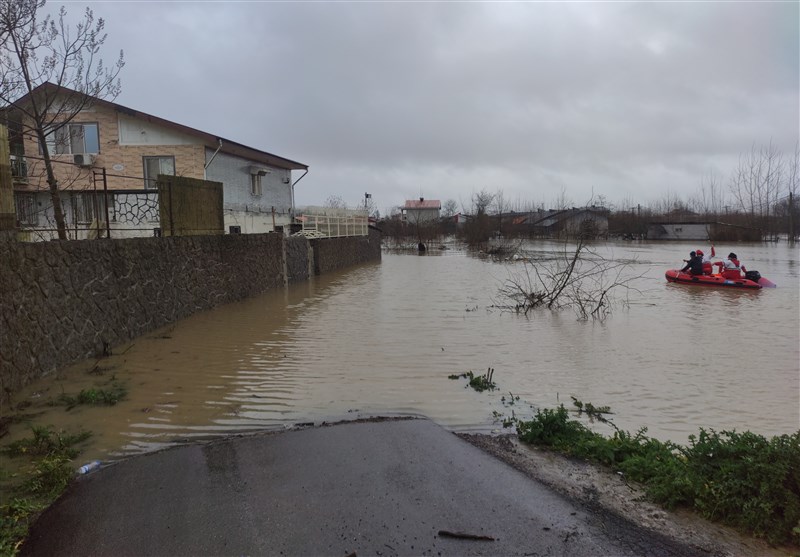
xmin=103 ymin=167 xmax=111 ymax=238
xmin=168 ymin=180 xmax=174 ymax=236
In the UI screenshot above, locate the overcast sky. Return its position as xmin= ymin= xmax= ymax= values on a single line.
xmin=55 ymin=1 xmax=798 ymax=214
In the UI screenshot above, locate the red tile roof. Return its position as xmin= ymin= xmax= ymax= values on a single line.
xmin=403 ymin=199 xmax=441 ymax=209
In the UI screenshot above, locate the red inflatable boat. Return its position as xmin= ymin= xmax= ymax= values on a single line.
xmin=665 ymin=269 xmax=776 ymax=289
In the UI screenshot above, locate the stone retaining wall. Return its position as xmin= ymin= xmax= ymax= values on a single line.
xmin=0 ymin=230 xmax=380 ymax=404
xmin=312 ymin=227 xmax=382 ymax=275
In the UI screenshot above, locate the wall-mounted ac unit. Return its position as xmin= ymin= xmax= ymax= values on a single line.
xmin=73 ymin=153 xmax=96 ymax=167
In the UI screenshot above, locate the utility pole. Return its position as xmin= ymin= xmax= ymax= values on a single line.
xmin=789 ymin=192 xmax=795 ymax=244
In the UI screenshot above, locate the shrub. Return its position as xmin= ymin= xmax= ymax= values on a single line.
xmin=515 ymin=404 xmax=800 ymax=545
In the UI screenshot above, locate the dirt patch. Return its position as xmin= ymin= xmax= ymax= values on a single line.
xmin=458 ymin=432 xmax=795 ymax=557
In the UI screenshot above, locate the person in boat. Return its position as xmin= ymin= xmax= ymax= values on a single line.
xmin=714 ymin=252 xmax=747 ymax=280
xmin=680 ymin=251 xmax=704 ymax=275
xmin=696 ymin=246 xmax=715 ymax=275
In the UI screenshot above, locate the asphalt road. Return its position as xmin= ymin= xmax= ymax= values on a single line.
xmin=22 ymin=418 xmax=703 ymax=556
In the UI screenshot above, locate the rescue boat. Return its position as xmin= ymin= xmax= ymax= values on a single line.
xmin=665 ymin=269 xmax=776 ymax=289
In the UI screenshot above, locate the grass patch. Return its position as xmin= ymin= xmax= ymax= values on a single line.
xmin=448 ymin=368 xmax=497 ymax=392
xmin=515 ymin=401 xmax=800 ymax=546
xmin=52 ymin=379 xmax=127 ymax=410
xmin=0 ymin=426 xmax=92 ymax=555
xmin=2 ymin=426 xmax=91 ymax=460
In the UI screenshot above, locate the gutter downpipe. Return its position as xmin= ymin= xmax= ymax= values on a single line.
xmin=204 ymin=139 xmax=223 ymax=178
xmin=290 ymin=168 xmax=309 ymax=220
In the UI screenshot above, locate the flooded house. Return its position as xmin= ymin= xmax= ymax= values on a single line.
xmin=506 ymin=207 xmax=610 ymax=238
xmin=401 ymin=197 xmax=441 ymax=225
xmin=5 ymin=82 xmax=307 ymax=241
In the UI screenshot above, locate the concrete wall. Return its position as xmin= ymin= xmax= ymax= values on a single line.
xmin=0 ymin=229 xmax=380 ymax=404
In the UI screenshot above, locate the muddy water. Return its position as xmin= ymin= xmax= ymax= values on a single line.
xmin=4 ymin=241 xmax=799 ymax=464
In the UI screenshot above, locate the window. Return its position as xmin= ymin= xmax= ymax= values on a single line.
xmin=143 ymin=156 xmax=176 ymax=189
xmin=250 ymin=174 xmax=263 ymax=196
xmin=73 ymin=193 xmax=95 ymax=224
xmin=15 ymin=194 xmax=38 ymax=226
xmin=43 ymin=123 xmax=99 ymax=155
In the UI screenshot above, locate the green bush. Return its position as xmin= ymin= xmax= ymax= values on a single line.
xmin=515 ymin=403 xmax=800 ymax=545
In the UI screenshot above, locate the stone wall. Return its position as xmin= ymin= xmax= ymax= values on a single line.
xmin=0 ymin=229 xmax=380 ymax=404
xmin=285 ymin=235 xmax=312 ymax=283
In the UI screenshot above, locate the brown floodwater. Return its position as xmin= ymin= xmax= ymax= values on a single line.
xmin=3 ymin=240 xmax=799 ymax=466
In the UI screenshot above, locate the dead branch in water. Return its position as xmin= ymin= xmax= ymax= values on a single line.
xmin=495 ymin=236 xmax=643 ymax=321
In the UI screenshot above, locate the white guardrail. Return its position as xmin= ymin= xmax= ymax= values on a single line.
xmin=293 ymin=209 xmax=369 ymax=239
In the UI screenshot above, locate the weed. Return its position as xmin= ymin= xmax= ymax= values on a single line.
xmin=501 ymin=392 xmax=520 ymax=406
xmin=52 ymin=379 xmax=127 ymax=410
xmin=571 ymin=396 xmax=612 ymax=423
xmin=22 ymin=456 xmax=73 ymax=499
xmin=3 ymin=426 xmax=91 ymax=459
xmin=448 ymin=368 xmax=497 ymax=392
xmin=0 ymin=425 xmax=93 ymax=555
xmin=515 ymin=402 xmax=800 ymax=545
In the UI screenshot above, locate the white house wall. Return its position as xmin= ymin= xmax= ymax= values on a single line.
xmin=649 ymin=223 xmax=710 ymax=240
xmin=118 ymin=114 xmax=197 ymax=146
xmin=204 ymin=150 xmax=293 ymax=233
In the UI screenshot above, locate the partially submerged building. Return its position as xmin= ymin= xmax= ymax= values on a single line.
xmin=5 ymin=83 xmax=308 ymax=240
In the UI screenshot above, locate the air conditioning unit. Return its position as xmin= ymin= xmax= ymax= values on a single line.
xmin=73 ymin=153 xmax=96 ymax=167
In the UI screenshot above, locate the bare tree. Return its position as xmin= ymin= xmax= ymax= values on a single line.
xmin=492 ymin=188 xmax=508 ymax=237
xmin=324 ymin=194 xmax=347 ymax=209
xmin=0 ymin=0 xmax=124 ymax=239
xmin=695 ymin=169 xmax=726 ymax=216
xmin=473 ymin=189 xmax=494 ymax=215
xmin=495 ymin=237 xmax=641 ymax=321
xmin=553 ymin=186 xmax=573 ymax=210
xmin=728 ymin=141 xmax=785 ymax=235
xmin=441 ymin=198 xmax=458 ymax=218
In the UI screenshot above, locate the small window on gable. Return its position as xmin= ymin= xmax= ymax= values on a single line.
xmin=251 ymin=174 xmax=262 ymax=196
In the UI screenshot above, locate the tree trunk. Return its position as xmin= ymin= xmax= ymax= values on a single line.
xmin=36 ymin=128 xmax=68 ymax=239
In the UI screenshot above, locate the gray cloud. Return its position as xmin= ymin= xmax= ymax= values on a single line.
xmin=61 ymin=1 xmax=799 ymax=212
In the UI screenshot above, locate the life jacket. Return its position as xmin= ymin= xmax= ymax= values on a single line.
xmin=715 ymin=258 xmax=744 ymax=280
xmin=701 ymin=247 xmax=715 ymax=274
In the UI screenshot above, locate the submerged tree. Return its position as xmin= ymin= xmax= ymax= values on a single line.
xmin=0 ymin=0 xmax=124 ymax=239
xmin=495 ymin=235 xmax=642 ymax=321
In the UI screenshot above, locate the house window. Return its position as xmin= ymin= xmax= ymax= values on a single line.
xmin=251 ymin=174 xmax=263 ymax=196
xmin=15 ymin=194 xmax=38 ymax=226
xmin=143 ymin=156 xmax=176 ymax=189
xmin=43 ymin=123 xmax=100 ymax=155
xmin=73 ymin=193 xmax=96 ymax=224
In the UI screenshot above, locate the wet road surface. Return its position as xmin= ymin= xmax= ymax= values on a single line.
xmin=22 ymin=419 xmax=706 ymax=556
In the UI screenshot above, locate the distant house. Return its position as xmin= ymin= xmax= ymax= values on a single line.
xmin=6 ymin=82 xmax=307 ymax=240
xmin=510 ymin=207 xmax=609 ymax=238
xmin=402 ymin=197 xmax=441 ymax=224
xmin=647 ymin=222 xmax=713 ymax=241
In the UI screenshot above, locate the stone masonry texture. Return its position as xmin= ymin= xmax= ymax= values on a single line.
xmin=0 ymin=229 xmax=381 ymax=405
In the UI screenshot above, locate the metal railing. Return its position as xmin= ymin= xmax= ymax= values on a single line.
xmin=294 ymin=209 xmax=368 ymax=238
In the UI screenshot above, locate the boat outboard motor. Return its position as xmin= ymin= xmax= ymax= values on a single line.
xmin=744 ymin=270 xmax=762 ymax=283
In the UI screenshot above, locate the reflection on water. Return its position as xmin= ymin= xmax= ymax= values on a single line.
xmin=5 ymin=241 xmax=799 ymax=462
